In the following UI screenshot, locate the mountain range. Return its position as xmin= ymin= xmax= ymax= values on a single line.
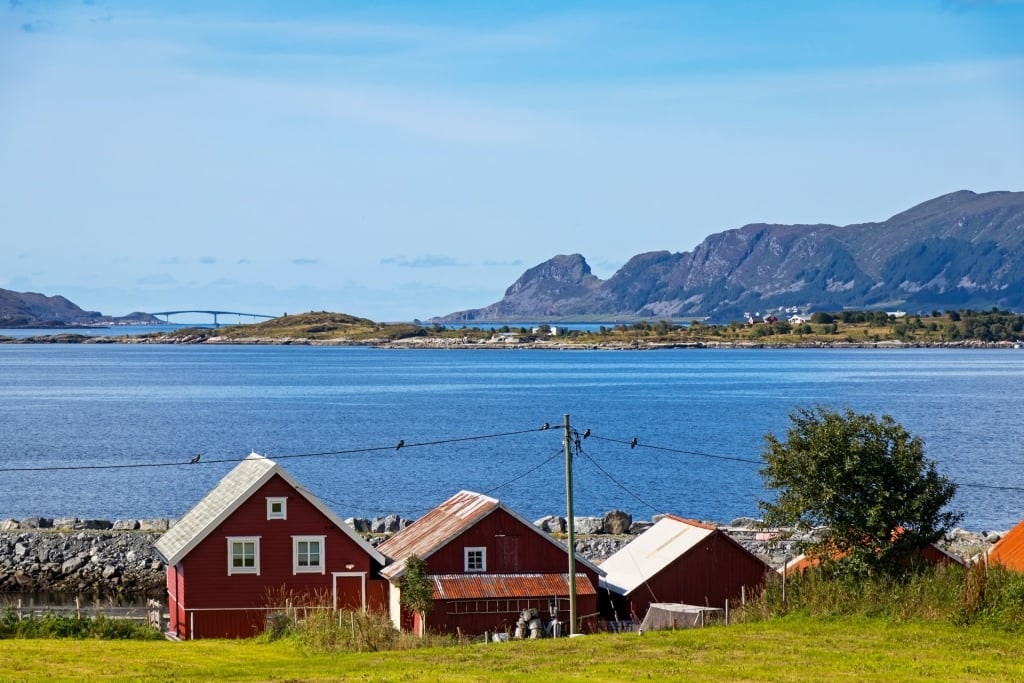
xmin=436 ymin=190 xmax=1024 ymax=323
xmin=0 ymin=289 xmax=157 ymax=328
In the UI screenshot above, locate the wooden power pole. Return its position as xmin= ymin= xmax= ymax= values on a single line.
xmin=563 ymin=413 xmax=577 ymax=636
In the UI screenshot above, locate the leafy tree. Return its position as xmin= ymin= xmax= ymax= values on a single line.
xmin=759 ymin=406 xmax=961 ymax=578
xmin=399 ymin=554 xmax=433 ymax=637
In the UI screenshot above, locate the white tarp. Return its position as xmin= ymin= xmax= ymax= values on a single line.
xmin=639 ymin=603 xmax=725 ymax=632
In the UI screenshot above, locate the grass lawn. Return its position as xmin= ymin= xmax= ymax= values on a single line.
xmin=2 ymin=617 xmax=1023 ymax=682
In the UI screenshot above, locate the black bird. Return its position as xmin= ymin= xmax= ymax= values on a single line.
xmin=540 ymin=422 xmax=550 ymax=430
xmin=396 ymin=440 xmax=404 ymax=450
xmin=630 ymin=437 xmax=638 ymax=449
xmin=582 ymin=428 xmax=591 ymax=438
xmin=190 ymin=453 xmax=201 ymax=464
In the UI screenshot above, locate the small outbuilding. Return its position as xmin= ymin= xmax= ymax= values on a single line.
xmin=154 ymin=453 xmax=388 ymax=639
xmin=378 ymin=490 xmax=604 ymax=637
xmin=599 ymin=515 xmax=772 ymax=624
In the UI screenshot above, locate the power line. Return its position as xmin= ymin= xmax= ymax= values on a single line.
xmin=575 ymin=446 xmax=665 ymax=516
xmin=586 ymin=432 xmax=765 ymax=465
xmin=0 ymin=426 xmax=551 ymax=473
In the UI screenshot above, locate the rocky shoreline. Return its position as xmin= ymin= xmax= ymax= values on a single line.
xmin=0 ymin=513 xmax=1003 ymax=599
xmin=1 ymin=331 xmax=1020 ymax=351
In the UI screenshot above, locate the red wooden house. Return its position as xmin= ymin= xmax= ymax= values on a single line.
xmin=599 ymin=515 xmax=772 ymax=623
xmin=154 ymin=453 xmax=388 ymax=639
xmin=377 ymin=490 xmax=604 ymax=637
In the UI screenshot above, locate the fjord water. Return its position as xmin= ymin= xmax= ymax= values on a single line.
xmin=1 ymin=345 xmax=1021 ymax=531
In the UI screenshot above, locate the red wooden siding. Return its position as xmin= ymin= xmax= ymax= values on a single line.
xmin=174 ymin=474 xmax=381 ymax=638
xmin=613 ymin=531 xmax=770 ymax=622
xmin=391 ymin=506 xmax=600 ymax=637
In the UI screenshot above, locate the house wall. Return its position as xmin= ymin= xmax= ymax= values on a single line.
xmin=619 ymin=531 xmax=770 ymax=622
xmin=175 ymin=474 xmax=382 ymax=639
xmin=418 ymin=508 xmax=587 ymax=574
xmin=424 ymin=594 xmax=599 ymax=637
xmin=394 ymin=508 xmax=600 ymax=637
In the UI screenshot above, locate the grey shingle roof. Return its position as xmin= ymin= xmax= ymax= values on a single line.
xmin=154 ymin=452 xmax=385 ymax=566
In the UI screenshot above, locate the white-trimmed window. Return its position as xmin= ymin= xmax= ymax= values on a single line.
xmin=464 ymin=546 xmax=486 ymax=572
xmin=267 ymin=497 xmax=287 ymax=520
xmin=293 ymin=535 xmax=326 ymax=574
xmin=227 ymin=537 xmax=260 ymax=575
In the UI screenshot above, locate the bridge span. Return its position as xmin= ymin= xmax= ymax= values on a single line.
xmin=149 ymin=310 xmax=277 ymax=327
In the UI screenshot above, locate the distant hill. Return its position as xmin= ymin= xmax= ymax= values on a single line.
xmin=0 ymin=289 xmax=158 ymax=328
xmin=436 ymin=190 xmax=1024 ymax=322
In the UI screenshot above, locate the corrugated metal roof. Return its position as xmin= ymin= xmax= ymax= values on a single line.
xmin=378 ymin=491 xmax=500 ymax=579
xmin=429 ymin=573 xmax=596 ymax=600
xmin=598 ymin=515 xmax=715 ymax=595
xmin=154 ymin=452 xmax=385 ymax=566
xmin=989 ymin=520 xmax=1024 ymax=570
xmin=378 ymin=490 xmax=603 ymax=581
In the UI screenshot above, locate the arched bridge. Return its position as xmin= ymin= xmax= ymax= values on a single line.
xmin=149 ymin=310 xmax=277 ymax=327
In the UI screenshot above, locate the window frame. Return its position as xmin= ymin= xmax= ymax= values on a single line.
xmin=227 ymin=536 xmax=261 ymax=576
xmin=293 ymin=535 xmax=327 ymax=574
xmin=464 ymin=546 xmax=487 ymax=573
xmin=266 ymin=497 xmax=288 ymax=520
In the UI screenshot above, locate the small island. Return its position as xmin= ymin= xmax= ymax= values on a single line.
xmin=4 ymin=308 xmax=1022 ymax=349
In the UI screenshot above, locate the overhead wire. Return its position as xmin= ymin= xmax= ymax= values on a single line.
xmin=0 ymin=426 xmax=549 ymax=473
xmin=1 ymin=423 xmax=1021 ymax=497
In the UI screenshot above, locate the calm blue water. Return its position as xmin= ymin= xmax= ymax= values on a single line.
xmin=0 ymin=345 xmax=1021 ymax=531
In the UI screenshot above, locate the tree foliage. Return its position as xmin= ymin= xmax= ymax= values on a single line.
xmin=759 ymin=405 xmax=961 ymax=578
xmin=399 ymin=554 xmax=433 ymax=636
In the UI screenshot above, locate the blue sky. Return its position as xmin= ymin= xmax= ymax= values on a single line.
xmin=2 ymin=0 xmax=1022 ymax=322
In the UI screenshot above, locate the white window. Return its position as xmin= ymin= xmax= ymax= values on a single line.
xmin=267 ymin=497 xmax=287 ymax=520
xmin=293 ymin=535 xmax=326 ymax=574
xmin=227 ymin=537 xmax=260 ymax=575
xmin=464 ymin=546 xmax=486 ymax=572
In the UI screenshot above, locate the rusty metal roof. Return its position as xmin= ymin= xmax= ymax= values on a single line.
xmin=429 ymin=573 xmax=596 ymax=600
xmin=378 ymin=490 xmax=603 ymax=581
xmin=378 ymin=491 xmax=500 ymax=579
xmin=989 ymin=520 xmax=1024 ymax=570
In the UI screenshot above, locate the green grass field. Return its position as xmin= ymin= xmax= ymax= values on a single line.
xmin=2 ymin=617 xmax=1023 ymax=683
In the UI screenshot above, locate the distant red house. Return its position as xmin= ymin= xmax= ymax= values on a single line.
xmin=377 ymin=490 xmax=604 ymax=637
xmin=599 ymin=515 xmax=773 ymax=623
xmin=782 ymin=534 xmax=965 ymax=577
xmin=154 ymin=453 xmax=388 ymax=639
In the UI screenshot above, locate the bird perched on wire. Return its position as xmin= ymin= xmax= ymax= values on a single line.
xmin=540 ymin=422 xmax=550 ymax=430
xmin=582 ymin=428 xmax=591 ymax=438
xmin=396 ymin=440 xmax=404 ymax=450
xmin=630 ymin=438 xmax=638 ymax=449
xmin=190 ymin=453 xmax=201 ymax=464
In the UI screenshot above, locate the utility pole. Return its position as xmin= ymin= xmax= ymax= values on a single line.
xmin=563 ymin=413 xmax=577 ymax=636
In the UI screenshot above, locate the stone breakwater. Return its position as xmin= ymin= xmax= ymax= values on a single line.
xmin=0 ymin=517 xmax=173 ymax=596
xmin=0 ymin=514 xmax=1002 ymax=597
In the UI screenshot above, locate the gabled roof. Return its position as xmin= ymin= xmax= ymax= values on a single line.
xmin=988 ymin=519 xmax=1024 ymax=571
xmin=154 ymin=452 xmax=385 ymax=566
xmin=598 ymin=515 xmax=719 ymax=595
xmin=378 ymin=490 xmax=603 ymax=581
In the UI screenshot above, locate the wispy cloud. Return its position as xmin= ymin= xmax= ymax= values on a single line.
xmin=199 ymin=256 xmax=217 ymax=264
xmin=381 ymin=254 xmax=461 ymax=268
xmin=292 ymin=258 xmax=319 ymax=265
xmin=483 ymin=258 xmax=523 ymax=267
xmin=136 ymin=273 xmax=175 ymax=286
